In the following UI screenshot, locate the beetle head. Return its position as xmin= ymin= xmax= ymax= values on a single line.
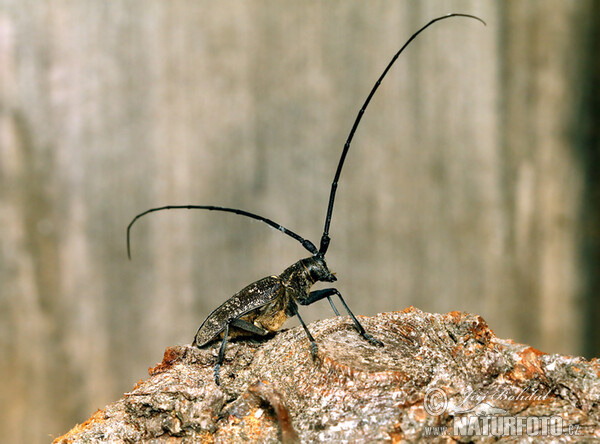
xmin=302 ymin=255 xmax=336 ymax=283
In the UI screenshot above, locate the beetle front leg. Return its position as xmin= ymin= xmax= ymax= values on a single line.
xmin=300 ymin=288 xmax=383 ymax=347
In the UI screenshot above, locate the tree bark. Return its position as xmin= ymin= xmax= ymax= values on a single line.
xmin=54 ymin=309 xmax=600 ymax=443
xmin=1 ymin=2 xmax=598 ymax=442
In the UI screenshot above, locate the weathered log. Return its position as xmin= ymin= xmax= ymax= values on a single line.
xmin=54 ymin=308 xmax=600 ymax=442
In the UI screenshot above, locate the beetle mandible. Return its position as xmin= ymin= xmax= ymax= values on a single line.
xmin=127 ymin=13 xmax=485 ymax=385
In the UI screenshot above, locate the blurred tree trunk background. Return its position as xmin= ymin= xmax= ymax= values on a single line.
xmin=0 ymin=1 xmax=597 ymax=442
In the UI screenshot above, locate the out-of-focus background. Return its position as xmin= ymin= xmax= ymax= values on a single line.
xmin=1 ymin=0 xmax=598 ymax=442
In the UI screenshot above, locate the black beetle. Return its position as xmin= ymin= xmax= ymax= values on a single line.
xmin=127 ymin=13 xmax=485 ymax=384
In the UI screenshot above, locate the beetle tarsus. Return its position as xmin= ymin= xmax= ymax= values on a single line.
xmin=214 ymin=363 xmax=221 ymax=386
xmin=363 ymin=333 xmax=384 ymax=347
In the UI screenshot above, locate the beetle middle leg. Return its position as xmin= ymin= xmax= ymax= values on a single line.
xmin=214 ymin=318 xmax=269 ymax=385
xmin=300 ymin=288 xmax=383 ymax=347
xmin=292 ymin=308 xmax=319 ymax=359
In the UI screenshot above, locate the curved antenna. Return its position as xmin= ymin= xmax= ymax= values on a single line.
xmin=318 ymin=13 xmax=486 ymax=255
xmin=127 ymin=205 xmax=319 ymax=259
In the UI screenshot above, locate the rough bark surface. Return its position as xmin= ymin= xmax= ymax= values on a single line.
xmin=54 ymin=308 xmax=600 ymax=442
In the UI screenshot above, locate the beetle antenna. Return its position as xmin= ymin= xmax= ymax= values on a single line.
xmin=127 ymin=205 xmax=319 ymax=259
xmin=318 ymin=13 xmax=485 ymax=255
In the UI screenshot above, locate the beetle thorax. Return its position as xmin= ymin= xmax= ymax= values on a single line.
xmin=279 ymin=255 xmax=336 ymax=290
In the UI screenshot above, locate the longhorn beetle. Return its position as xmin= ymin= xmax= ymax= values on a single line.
xmin=127 ymin=14 xmax=485 ymax=385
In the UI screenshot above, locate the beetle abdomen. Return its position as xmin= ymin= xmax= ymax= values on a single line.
xmin=192 ymin=276 xmax=284 ymax=347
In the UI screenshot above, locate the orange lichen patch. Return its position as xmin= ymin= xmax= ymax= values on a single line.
xmin=401 ymin=306 xmax=419 ymax=314
xmin=445 ymin=311 xmax=495 ymax=345
xmin=245 ymin=407 xmax=273 ymax=438
xmin=218 ymin=407 xmax=273 ymax=441
xmin=131 ymin=378 xmax=146 ymax=391
xmin=52 ymin=408 xmax=106 ymax=443
xmin=149 ymin=346 xmax=184 ymax=376
xmin=469 ymin=315 xmax=495 ymax=342
xmin=446 ymin=310 xmax=463 ymax=321
xmin=390 ymin=422 xmax=406 ymax=443
xmin=524 ymin=346 xmax=546 ymax=357
xmin=199 ymin=431 xmax=215 ymax=443
xmin=459 ymin=347 xmax=479 ymax=358
xmin=390 ymin=431 xmax=405 ymax=443
xmin=588 ymin=358 xmax=600 ymax=377
xmin=507 ymin=347 xmax=548 ymax=382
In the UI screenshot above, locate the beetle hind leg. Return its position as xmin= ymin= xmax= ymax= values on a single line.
xmin=214 ymin=323 xmax=230 ymax=386
xmin=213 ymin=319 xmax=269 ymax=385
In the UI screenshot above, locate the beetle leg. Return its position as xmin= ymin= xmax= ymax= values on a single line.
xmin=327 ymin=296 xmax=341 ymax=316
xmin=214 ymin=323 xmax=230 ymax=385
xmin=213 ymin=319 xmax=269 ymax=385
xmin=230 ymin=318 xmax=269 ymax=336
xmin=293 ymin=309 xmax=318 ymax=359
xmin=301 ymin=288 xmax=383 ymax=347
